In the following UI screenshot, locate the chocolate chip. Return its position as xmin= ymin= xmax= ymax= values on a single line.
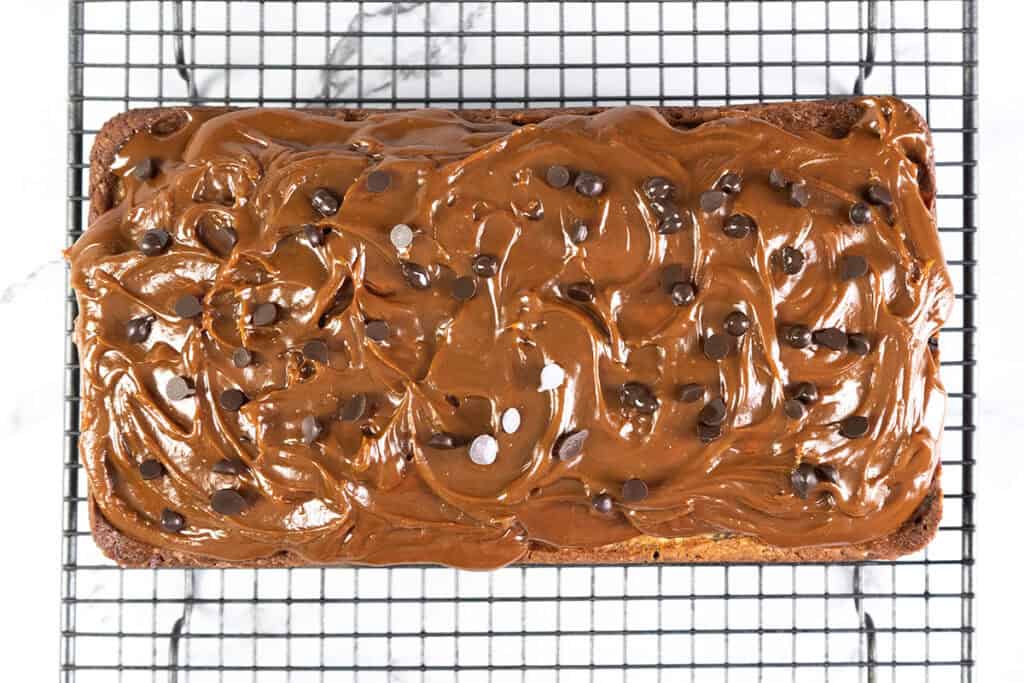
xmin=790 ymin=463 xmax=818 ymax=499
xmin=400 ymin=261 xmax=432 ymax=290
xmin=197 ymin=219 xmax=237 ymax=257
xmin=813 ymin=327 xmax=848 ymax=351
xmin=365 ymin=320 xmax=390 ymax=342
xmin=212 ymin=458 xmax=246 ymax=475
xmin=699 ymin=190 xmax=727 ymax=213
xmin=840 ymin=254 xmax=869 ymax=280
xmin=698 ymin=397 xmax=727 ymax=426
xmin=569 ymin=220 xmax=589 ymax=244
xmin=471 ymin=254 xmax=499 ymax=278
xmin=788 ymin=182 xmax=811 ymax=208
xmin=452 ymin=276 xmax=478 ymax=301
xmin=658 ymin=212 xmax=687 ymax=235
xmin=788 ymin=382 xmax=819 ymax=404
xmin=928 ymin=335 xmax=939 ymax=351
xmin=574 ymin=172 xmax=605 ymax=197
xmin=784 ymin=399 xmax=805 ymax=420
xmin=849 ymin=201 xmax=872 ymax=226
xmin=724 ymin=311 xmax=750 ymax=337
xmin=642 ymin=176 xmax=675 ymax=201
xmin=302 ymin=339 xmax=329 ymax=363
xmin=160 ymin=508 xmax=185 ymax=532
xmin=621 ymin=478 xmax=649 ymax=502
xmin=703 ymin=334 xmax=731 ymax=361
xmin=592 ymin=493 xmax=614 ymax=514
xmin=554 ymin=429 xmax=590 ymax=461
xmin=815 ymin=464 xmax=838 ymax=484
xmin=768 ymin=168 xmax=787 ymax=190
xmin=566 ymin=281 xmax=596 ymax=303
xmin=165 ymin=376 xmax=194 ymax=401
xmin=840 ymin=415 xmax=870 ymax=438
xmin=139 ymin=459 xmax=164 ymax=480
xmin=302 ymin=415 xmax=323 ymax=444
xmin=648 ymin=199 xmax=675 ymax=218
xmin=211 ymin=488 xmax=247 ymax=515
xmin=174 ymin=294 xmax=203 ymax=319
xmin=303 ymin=224 xmax=325 ymax=246
xmin=546 ymin=165 xmax=572 ymax=189
xmin=131 ymin=157 xmax=158 ymax=180
xmin=723 ymin=213 xmax=755 ymax=238
xmin=126 ymin=315 xmax=154 ymax=343
xmin=139 ymin=229 xmax=171 ymax=256
xmin=366 ymin=169 xmax=391 ymax=193
xmin=251 ymin=302 xmax=278 ymax=326
xmin=865 ymin=183 xmax=893 ymax=207
xmin=427 ymin=432 xmax=458 ymax=449
xmin=311 ymin=188 xmax=341 ymax=216
xmin=776 ymin=246 xmax=805 ymax=275
xmin=232 ymin=348 xmax=253 ymax=368
xmin=717 ymin=172 xmax=742 ymax=194
xmin=219 ymin=388 xmax=247 ymax=412
xmin=669 ymin=281 xmax=697 ymax=307
xmin=340 ymin=393 xmax=367 ymax=422
xmin=698 ymin=422 xmax=722 ymax=443
xmin=847 ymin=333 xmax=871 ymax=355
xmin=620 ymin=382 xmax=659 ymax=415
xmin=782 ymin=325 xmax=812 ymax=349
xmin=677 ymin=383 xmax=704 ymax=403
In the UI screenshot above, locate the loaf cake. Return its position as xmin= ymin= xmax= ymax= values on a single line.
xmin=68 ymin=98 xmax=953 ymax=569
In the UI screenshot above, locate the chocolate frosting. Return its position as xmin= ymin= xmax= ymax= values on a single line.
xmin=68 ymin=98 xmax=952 ymax=569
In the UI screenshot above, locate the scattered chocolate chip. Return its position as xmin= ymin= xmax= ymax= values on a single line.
xmin=620 ymin=382 xmax=659 ymax=415
xmin=160 ymin=508 xmax=185 ymax=533
xmin=723 ymin=213 xmax=756 ymax=238
xmin=717 ymin=172 xmax=742 ymax=194
xmin=677 ymin=383 xmax=704 ymax=403
xmin=400 ymin=261 xmax=432 ymax=290
xmin=366 ymin=169 xmax=391 ymax=193
xmin=139 ymin=229 xmax=171 ymax=256
xmin=554 ymin=429 xmax=590 ymax=461
xmin=302 ymin=339 xmax=330 ymax=364
xmin=849 ymin=201 xmax=872 ymax=226
xmin=139 ymin=459 xmax=164 ymax=480
xmin=131 ymin=157 xmax=158 ymax=181
xmin=592 ymin=492 xmax=614 ymax=514
xmin=574 ymin=172 xmax=605 ymax=197
xmin=251 ymin=302 xmax=278 ymax=326
xmin=670 ymin=282 xmax=697 ymax=307
xmin=642 ymin=176 xmax=675 ymax=201
xmin=211 ymin=488 xmax=247 ymax=515
xmin=546 ymin=165 xmax=572 ymax=189
xmin=311 ymin=188 xmax=341 ymax=216
xmin=776 ymin=246 xmax=805 ymax=275
xmin=815 ymin=464 xmax=838 ymax=484
xmin=569 ymin=219 xmax=589 ymax=244
xmin=213 ymin=458 xmax=247 ymax=475
xmin=840 ymin=415 xmax=870 ymax=438
xmin=232 ymin=348 xmax=253 ymax=368
xmin=566 ymin=281 xmax=596 ymax=303
xmin=468 ymin=434 xmax=499 ymax=466
xmin=648 ymin=199 xmax=675 ymax=218
xmin=698 ymin=422 xmax=722 ymax=443
xmin=699 ymin=190 xmax=727 ymax=213
xmin=847 ymin=333 xmax=872 ymax=355
xmin=698 ymin=397 xmax=727 ymax=426
xmin=788 ymin=181 xmax=811 ymax=208
xmin=928 ymin=335 xmax=939 ymax=351
xmin=165 ymin=376 xmax=194 ymax=401
xmin=452 ymin=275 xmax=478 ymax=301
xmin=784 ymin=399 xmax=806 ymax=419
xmin=219 ymin=388 xmax=248 ymax=412
xmin=768 ymin=168 xmax=787 ymax=190
xmin=340 ymin=393 xmax=367 ymax=422
xmin=813 ymin=327 xmax=848 ymax=351
xmin=365 ymin=320 xmax=390 ymax=342
xmin=790 ymin=463 xmax=818 ymax=499
xmin=389 ymin=223 xmax=414 ymax=250
xmin=703 ymin=334 xmax=731 ymax=361
xmin=865 ymin=182 xmax=893 ymax=207
xmin=840 ymin=254 xmax=869 ymax=280
xmin=174 ymin=294 xmax=203 ymax=319
xmin=724 ymin=311 xmax=750 ymax=337
xmin=788 ymin=382 xmax=819 ymax=404
xmin=621 ymin=478 xmax=649 ymax=503
xmin=520 ymin=199 xmax=545 ymax=220
xmin=197 ymin=220 xmax=237 ymax=257
xmin=782 ymin=324 xmax=812 ymax=349
xmin=303 ymin=224 xmax=325 ymax=246
xmin=658 ymin=212 xmax=687 ymax=235
xmin=301 ymin=415 xmax=323 ymax=444
xmin=126 ymin=315 xmax=154 ymax=343
xmin=427 ymin=432 xmax=458 ymax=449
xmin=471 ymin=254 xmax=499 ymax=278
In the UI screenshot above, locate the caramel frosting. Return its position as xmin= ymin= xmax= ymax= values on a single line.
xmin=68 ymin=98 xmax=953 ymax=569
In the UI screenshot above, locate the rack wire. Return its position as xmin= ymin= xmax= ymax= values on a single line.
xmin=63 ymin=1 xmax=977 ymax=681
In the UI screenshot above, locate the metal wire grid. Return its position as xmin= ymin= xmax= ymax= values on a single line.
xmin=63 ymin=1 xmax=977 ymax=681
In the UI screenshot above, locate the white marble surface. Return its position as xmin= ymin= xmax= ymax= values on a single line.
xmin=0 ymin=1 xmax=1019 ymax=680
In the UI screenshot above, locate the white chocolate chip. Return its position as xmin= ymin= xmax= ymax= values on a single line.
xmin=468 ymin=434 xmax=499 ymax=466
xmin=389 ymin=223 xmax=414 ymax=250
xmin=501 ymin=408 xmax=522 ymax=434
xmin=539 ymin=363 xmax=565 ymax=391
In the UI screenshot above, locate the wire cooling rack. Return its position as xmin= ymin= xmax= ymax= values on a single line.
xmin=63 ymin=1 xmax=977 ymax=681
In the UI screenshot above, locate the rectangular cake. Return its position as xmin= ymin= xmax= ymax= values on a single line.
xmin=68 ymin=98 xmax=953 ymax=569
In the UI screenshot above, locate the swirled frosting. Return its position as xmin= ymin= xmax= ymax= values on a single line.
xmin=69 ymin=98 xmax=952 ymax=569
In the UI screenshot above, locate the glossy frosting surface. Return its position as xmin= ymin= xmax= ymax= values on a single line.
xmin=69 ymin=98 xmax=952 ymax=569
